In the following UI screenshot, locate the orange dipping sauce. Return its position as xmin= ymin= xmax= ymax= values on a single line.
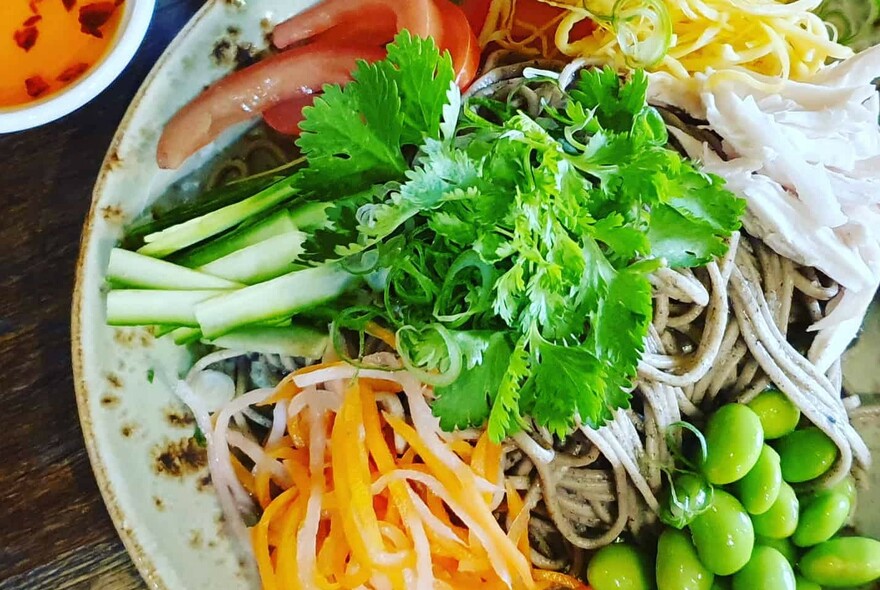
xmin=0 ymin=0 xmax=125 ymax=108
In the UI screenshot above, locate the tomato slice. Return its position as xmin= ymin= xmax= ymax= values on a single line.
xmin=457 ymin=0 xmax=492 ymax=36
xmin=161 ymin=0 xmax=486 ymax=161
xmin=308 ymin=16 xmax=398 ymax=48
xmin=273 ymin=0 xmax=441 ymax=50
xmin=157 ymin=44 xmax=386 ymax=169
xmin=264 ymin=0 xmax=480 ymax=135
xmin=262 ymin=94 xmax=315 ymax=136
xmin=435 ymin=0 xmax=481 ymax=88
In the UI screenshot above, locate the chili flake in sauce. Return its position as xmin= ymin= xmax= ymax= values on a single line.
xmin=0 ymin=0 xmax=125 ymax=107
xmin=79 ymin=2 xmax=117 ymax=38
xmin=24 ymin=75 xmax=49 ymax=98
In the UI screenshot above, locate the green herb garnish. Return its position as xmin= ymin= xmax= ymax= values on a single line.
xmin=304 ymin=36 xmax=745 ymax=440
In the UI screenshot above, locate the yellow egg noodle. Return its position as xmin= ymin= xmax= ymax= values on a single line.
xmin=480 ymin=0 xmax=854 ymax=79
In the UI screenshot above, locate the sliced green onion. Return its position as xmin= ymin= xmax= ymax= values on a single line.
xmin=396 ymin=324 xmax=462 ymax=387
xmin=666 ymin=420 xmax=709 ymax=471
xmin=433 ymin=250 xmax=496 ymax=327
xmin=330 ymin=306 xmax=400 ymax=369
xmin=612 ymin=0 xmax=673 ymax=67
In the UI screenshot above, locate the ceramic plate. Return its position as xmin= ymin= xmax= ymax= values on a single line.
xmin=72 ymin=1 xmax=316 ymax=588
xmin=72 ymin=2 xmax=880 ymax=589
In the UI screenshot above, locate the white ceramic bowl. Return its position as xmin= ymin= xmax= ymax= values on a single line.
xmin=0 ymin=0 xmax=156 ymax=133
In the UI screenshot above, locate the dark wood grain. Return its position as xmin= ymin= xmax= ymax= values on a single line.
xmin=0 ymin=2 xmax=203 ymax=588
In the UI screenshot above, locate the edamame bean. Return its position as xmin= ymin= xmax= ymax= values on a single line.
xmin=798 ymin=537 xmax=880 ymax=587
xmin=732 ymin=546 xmax=796 ymax=590
xmin=752 ymin=482 xmax=799 ymax=539
xmin=690 ymin=490 xmax=755 ymax=576
xmin=748 ymin=389 xmax=800 ymax=439
xmin=794 ymin=574 xmax=821 ymax=590
xmin=802 ymin=475 xmax=855 ymax=501
xmin=657 ymin=528 xmax=714 ymax=590
xmin=828 ymin=475 xmax=857 ymax=519
xmin=792 ymin=492 xmax=850 ymax=547
xmin=756 ymin=536 xmax=796 ymax=566
xmin=802 ymin=476 xmax=857 ymax=518
xmin=702 ymin=404 xmax=764 ymax=485
xmin=587 ymin=542 xmax=652 ymax=590
xmin=776 ymin=428 xmax=838 ymax=483
xmin=736 ymin=445 xmax=782 ymax=515
xmin=833 ymin=476 xmax=858 ymax=519
xmin=660 ymin=473 xmax=713 ymax=529
xmin=831 ymin=476 xmax=856 ymax=504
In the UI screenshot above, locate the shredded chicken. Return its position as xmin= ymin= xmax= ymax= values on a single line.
xmin=647 ymin=45 xmax=880 ymax=371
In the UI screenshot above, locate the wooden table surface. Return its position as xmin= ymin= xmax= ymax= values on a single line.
xmin=0 ymin=2 xmax=203 ymax=588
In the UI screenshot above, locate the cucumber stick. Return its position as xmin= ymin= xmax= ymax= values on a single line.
xmin=107 ymin=248 xmax=241 ymax=290
xmin=138 ymin=179 xmax=299 ymax=258
xmin=207 ymin=324 xmax=328 ymax=359
xmin=175 ymin=208 xmax=299 ymax=268
xmin=123 ymin=175 xmax=280 ymax=248
xmin=153 ymin=325 xmax=179 ymax=338
xmin=107 ymin=290 xmax=223 ymax=326
xmin=195 ymin=264 xmax=357 ymax=338
xmin=197 ymin=231 xmax=306 ymax=284
xmin=171 ymin=327 xmax=203 ymax=345
xmin=288 ymin=201 xmax=332 ymax=231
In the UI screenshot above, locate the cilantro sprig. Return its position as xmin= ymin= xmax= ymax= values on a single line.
xmin=297 ymin=33 xmax=745 ymax=441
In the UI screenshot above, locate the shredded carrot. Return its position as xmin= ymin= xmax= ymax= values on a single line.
xmin=505 ymin=482 xmax=531 ymax=556
xmin=333 ymin=382 xmax=401 ymax=572
xmin=534 ymin=570 xmax=592 ymax=589
xmin=260 ymin=361 xmax=348 ymax=405
xmin=242 ymin=372 xmax=590 ymax=589
xmin=230 ymin=454 xmax=256 ymax=496
xmin=255 ymin=466 xmax=274 ymax=509
xmin=472 ymin=431 xmax=504 ymax=505
xmin=360 ymin=377 xmax=404 ymax=393
xmin=253 ymin=486 xmax=299 ymax=590
xmin=365 ymin=321 xmax=398 ymax=349
xmin=286 ymin=412 xmax=307 ymax=448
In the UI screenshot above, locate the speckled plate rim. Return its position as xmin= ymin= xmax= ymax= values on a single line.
xmin=71 ymin=2 xmax=242 ymax=588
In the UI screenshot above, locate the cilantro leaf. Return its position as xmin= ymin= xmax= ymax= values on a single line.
xmin=587 ymin=264 xmax=654 ymax=397
xmin=380 ymin=31 xmax=456 ymax=144
xmin=295 ymin=33 xmax=456 ymax=196
xmin=432 ymin=332 xmax=512 ymax=430
xmin=428 ymin=210 xmax=478 ymax=245
xmin=592 ymin=214 xmax=650 ymax=262
xmin=648 ymin=204 xmax=733 ymax=267
xmin=297 ymin=71 xmax=406 ymax=193
xmin=664 ymin=169 xmax=745 ymax=233
xmin=569 ymin=68 xmax=649 ymax=133
xmin=648 ymin=169 xmax=744 ymax=267
xmin=531 ymin=341 xmax=607 ymax=436
xmin=487 ymin=336 xmax=529 ymax=441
